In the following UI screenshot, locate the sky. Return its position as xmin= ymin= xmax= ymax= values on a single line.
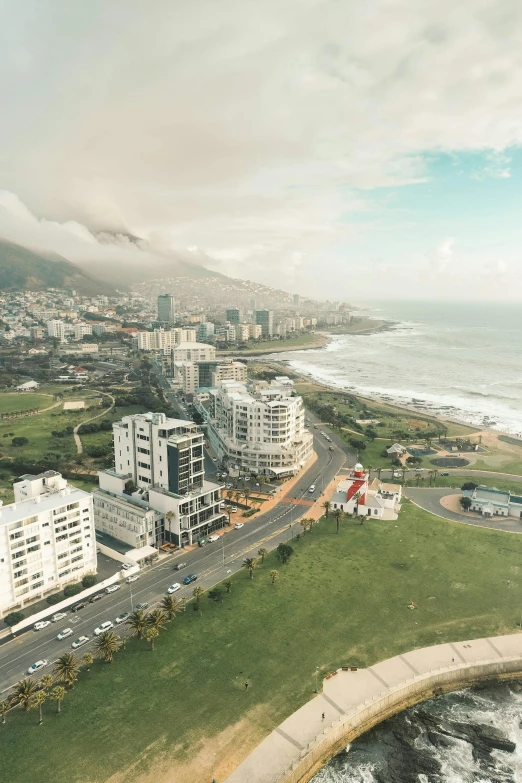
xmin=1 ymin=0 xmax=522 ymax=301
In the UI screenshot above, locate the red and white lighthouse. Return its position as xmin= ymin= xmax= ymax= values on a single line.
xmin=344 ymin=462 xmax=368 ymax=506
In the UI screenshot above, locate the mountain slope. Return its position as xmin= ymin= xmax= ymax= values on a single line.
xmin=0 ymin=240 xmax=115 ymax=294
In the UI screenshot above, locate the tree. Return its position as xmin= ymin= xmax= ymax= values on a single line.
xmin=82 ymin=653 xmax=94 ymax=669
xmin=270 ymin=569 xmax=279 ymax=585
xmin=161 ymin=595 xmax=182 ymax=621
xmin=165 ymin=511 xmax=174 ymax=530
xmin=82 ymin=574 xmax=97 ymax=588
xmin=277 ymin=542 xmax=293 ymax=564
xmin=300 ymin=518 xmax=310 ymax=536
xmin=12 ymin=436 xmax=29 ymax=447
xmin=144 ymin=627 xmax=159 ymax=651
xmin=242 ymin=557 xmax=258 ymax=579
xmin=208 ymin=587 xmax=223 ymax=602
xmin=40 ymin=674 xmax=54 ymax=691
xmin=94 ymin=630 xmax=122 ymax=663
xmin=0 ymin=700 xmax=10 ymax=724
xmin=322 ymin=500 xmax=331 ymax=518
xmin=49 ymin=686 xmax=66 ymax=715
xmin=147 ymin=609 xmax=168 ymax=633
xmin=460 ymin=496 xmax=472 ymax=511
xmin=243 ymin=487 xmax=252 ymax=508
xmin=193 ymin=586 xmax=205 ymax=606
xmin=30 ymin=690 xmax=46 ymax=725
xmin=63 ymin=583 xmax=82 ymax=598
xmin=333 ymin=508 xmax=343 ymax=534
xmin=54 ymin=653 xmax=80 ymax=689
xmin=224 ymin=579 xmax=232 ymax=594
xmin=4 ymin=611 xmax=24 ymax=627
xmin=126 ymin=609 xmax=149 ymax=639
xmin=461 ymin=482 xmax=478 ymax=491
xmin=13 ymin=678 xmax=38 ymax=710
xmin=257 ymin=547 xmax=268 ymax=563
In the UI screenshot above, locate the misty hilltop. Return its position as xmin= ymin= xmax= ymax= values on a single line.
xmin=0 ymin=239 xmax=115 ymax=295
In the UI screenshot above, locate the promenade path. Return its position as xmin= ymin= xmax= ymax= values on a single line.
xmin=225 ymin=633 xmax=522 ymax=783
xmin=73 ymin=391 xmax=115 ymax=454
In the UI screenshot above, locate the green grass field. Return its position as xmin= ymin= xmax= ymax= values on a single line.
xmin=0 ymin=392 xmax=54 ymax=414
xmin=403 ymin=474 xmax=522 ymax=493
xmin=223 ymin=333 xmax=328 ymax=355
xmin=2 ymin=501 xmax=522 ymax=783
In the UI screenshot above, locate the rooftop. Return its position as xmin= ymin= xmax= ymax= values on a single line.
xmin=0 ymin=484 xmax=91 ymax=528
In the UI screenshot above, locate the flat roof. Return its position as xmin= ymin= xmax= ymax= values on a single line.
xmin=0 ymin=485 xmax=91 ymax=528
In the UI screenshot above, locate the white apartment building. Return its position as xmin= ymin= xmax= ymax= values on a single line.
xmin=108 ymin=412 xmax=226 ymax=546
xmin=73 ymin=323 xmax=93 ymax=340
xmin=47 ymin=319 xmax=65 ymax=343
xmin=248 ymin=324 xmax=263 ymax=339
xmin=93 ymin=471 xmax=164 ymax=550
xmin=175 ymin=359 xmax=247 ymax=394
xmin=0 ymin=471 xmax=96 ymax=615
xmin=207 ymin=377 xmax=313 ymax=477
xmin=173 ymin=342 xmax=216 ymax=362
xmin=137 ymin=328 xmax=198 ymax=353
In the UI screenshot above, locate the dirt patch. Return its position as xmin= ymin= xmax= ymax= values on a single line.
xmin=430 ymin=457 xmax=470 ymax=468
xmin=407 ymin=419 xmax=428 ymax=430
xmin=105 ymin=705 xmax=270 ymax=783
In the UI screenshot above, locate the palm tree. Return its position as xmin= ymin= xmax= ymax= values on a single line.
xmin=94 ymin=630 xmax=122 ymax=663
xmin=432 ymin=468 xmax=439 ymax=486
xmin=49 ymin=686 xmax=66 ymax=715
xmin=243 ymin=487 xmax=252 ymax=508
xmin=234 ymin=490 xmax=241 ymax=506
xmin=165 ymin=511 xmax=174 ymax=533
xmin=308 ymin=517 xmax=316 ymax=532
xmin=144 ymin=627 xmax=159 ymax=651
xmin=193 ymin=586 xmax=204 ymax=605
xmin=226 ymin=489 xmax=234 ymax=503
xmin=376 ymin=467 xmax=383 ymax=480
xmin=54 ymin=653 xmax=80 ymax=689
xmin=82 ymin=652 xmax=94 ymax=669
xmin=0 ymin=700 xmax=10 ymax=724
xmin=353 ymin=491 xmax=362 ymax=517
xmin=224 ymin=579 xmax=232 ymax=594
xmin=126 ymin=609 xmax=149 ymax=639
xmin=300 ymin=518 xmax=309 ymax=535
xmin=147 ymin=609 xmax=168 ymax=632
xmin=161 ymin=594 xmax=182 ymax=621
xmin=13 ymin=678 xmax=38 ymax=710
xmin=242 ymin=557 xmax=258 ymax=579
xmin=30 ymin=690 xmax=46 ymax=725
xmin=257 ymin=547 xmax=268 ymax=563
xmin=322 ymin=500 xmax=331 ymax=518
xmin=40 ymin=673 xmax=54 ymax=691
xmin=333 ymin=508 xmax=343 ymax=534
xmin=270 ymin=569 xmax=279 ymax=585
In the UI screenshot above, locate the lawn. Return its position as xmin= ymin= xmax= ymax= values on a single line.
xmin=2 ymin=501 xmax=522 ymax=783
xmin=0 ymin=392 xmax=54 ymax=414
xmin=222 ymin=333 xmax=328 ymax=355
xmin=404 ymin=474 xmax=522 ymax=494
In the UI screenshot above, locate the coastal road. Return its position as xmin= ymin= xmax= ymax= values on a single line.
xmin=0 ymin=429 xmax=348 ymax=695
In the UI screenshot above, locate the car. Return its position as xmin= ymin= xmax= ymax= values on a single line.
xmin=135 ymin=602 xmax=149 ymax=611
xmin=197 ymin=538 xmax=206 ymax=547
xmin=57 ymin=628 xmax=73 ymax=640
xmin=329 ymin=446 xmax=335 ymax=451
xmin=126 ymin=574 xmax=140 ymax=583
xmin=27 ymin=659 xmax=48 ymax=675
xmin=105 ymin=584 xmax=121 ymax=594
xmin=415 ymin=468 xmax=424 ymax=473
xmin=114 ymin=612 xmax=130 ymax=625
xmin=183 ymin=573 xmax=198 ymax=585
xmin=392 ymin=472 xmax=402 ymax=478
xmin=441 ymin=472 xmax=450 ymax=476
xmin=120 ymin=563 xmax=132 ymax=571
xmin=167 ymin=583 xmax=181 ymax=594
xmin=51 ymin=612 xmax=67 ymax=623
xmin=71 ymin=602 xmax=86 ymax=612
xmin=94 ymin=621 xmax=114 ymax=636
xmin=219 ymin=501 xmax=226 ymax=508
xmin=231 ymin=506 xmax=238 ymax=513
xmin=174 ymin=562 xmax=187 ymax=571
xmin=89 ymin=593 xmax=104 ymax=603
xmin=325 ymin=436 xmax=332 ymax=442
xmin=34 ymin=621 xmax=51 ymax=631
xmin=308 ymin=485 xmax=316 ymax=493
xmin=234 ymin=522 xmax=244 ymax=529
xmin=71 ymin=636 xmax=89 ymax=649
xmin=207 ymin=535 xmax=219 ymax=543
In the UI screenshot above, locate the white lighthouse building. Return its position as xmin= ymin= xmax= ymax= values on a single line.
xmin=330 ymin=463 xmax=402 ymax=519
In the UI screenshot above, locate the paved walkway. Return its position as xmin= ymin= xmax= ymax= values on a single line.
xmin=73 ymin=391 xmax=115 ymax=454
xmin=405 ymin=487 xmax=522 ymax=534
xmin=225 ymin=633 xmax=522 ymax=783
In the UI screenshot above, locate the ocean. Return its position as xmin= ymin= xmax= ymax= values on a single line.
xmin=272 ymin=301 xmax=522 ymax=436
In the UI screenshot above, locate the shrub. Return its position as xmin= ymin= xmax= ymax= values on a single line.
xmin=46 ymin=593 xmax=63 ymax=605
xmin=63 ymin=583 xmax=83 ymax=598
xmin=12 ymin=436 xmax=29 ymax=447
xmin=4 ymin=611 xmax=24 ymax=627
xmin=82 ymin=574 xmax=97 ymax=588
xmin=461 ymin=482 xmax=478 ymax=491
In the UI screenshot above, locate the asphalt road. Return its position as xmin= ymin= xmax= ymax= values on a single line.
xmin=0 ymin=424 xmax=349 ymax=695
xmin=405 ymin=487 xmax=522 ymax=535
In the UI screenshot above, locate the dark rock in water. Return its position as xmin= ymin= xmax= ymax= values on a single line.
xmin=384 ymin=747 xmax=441 ymax=783
xmin=474 ymin=724 xmax=516 ymax=753
xmin=509 ymin=680 xmax=522 ymax=693
xmin=427 ymin=730 xmax=453 ymax=749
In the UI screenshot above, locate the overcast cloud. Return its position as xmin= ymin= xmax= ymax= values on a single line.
xmin=1 ymin=0 xmax=522 ymax=299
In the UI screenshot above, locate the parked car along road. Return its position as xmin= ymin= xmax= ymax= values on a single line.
xmin=34 ymin=621 xmax=51 ymax=631
xmin=89 ymin=593 xmax=103 ymax=603
xmin=126 ymin=575 xmax=140 ymax=583
xmin=51 ymin=612 xmax=67 ymax=623
xmin=207 ymin=535 xmax=219 ymax=542
xmin=105 ymin=584 xmax=121 ymax=594
xmin=234 ymin=522 xmax=244 ymax=529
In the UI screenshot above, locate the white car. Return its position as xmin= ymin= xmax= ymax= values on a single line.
xmin=415 ymin=467 xmax=424 ymax=473
xmin=57 ymin=628 xmax=73 ymax=640
xmin=167 ymin=583 xmax=181 ymax=594
xmin=308 ymin=485 xmax=316 ymax=493
xmin=105 ymin=584 xmax=121 ymax=594
xmin=71 ymin=636 xmax=89 ymax=649
xmin=27 ymin=659 xmax=48 ymax=675
xmin=94 ymin=621 xmax=114 ymax=636
xmin=120 ymin=563 xmax=132 ymax=571
xmin=234 ymin=522 xmax=244 ymax=529
xmin=231 ymin=506 xmax=238 ymax=513
xmin=34 ymin=621 xmax=51 ymax=631
xmin=51 ymin=612 xmax=67 ymax=623
xmin=219 ymin=501 xmax=226 ymax=508
xmin=114 ymin=612 xmax=130 ymax=624
xmin=207 ymin=535 xmax=219 ymax=543
xmin=393 ymin=471 xmax=402 ymax=478
xmin=126 ymin=574 xmax=140 ymax=583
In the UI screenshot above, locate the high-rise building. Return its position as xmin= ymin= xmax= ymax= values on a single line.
xmin=0 ymin=471 xmax=97 ymax=614
xmin=226 ymin=308 xmax=241 ymax=325
xmin=73 ymin=323 xmax=92 ymax=340
xmin=255 ymin=309 xmax=273 ymax=338
xmin=157 ymin=294 xmax=176 ymax=324
xmin=47 ymin=319 xmax=66 ymax=343
xmin=293 ymin=294 xmax=300 ymax=308
xmin=249 ymin=297 xmax=256 ymax=312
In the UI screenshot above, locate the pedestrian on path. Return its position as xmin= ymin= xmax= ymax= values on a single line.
xmin=322 ymin=713 xmax=325 ymax=721
xmin=245 ymin=681 xmax=249 ymax=690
